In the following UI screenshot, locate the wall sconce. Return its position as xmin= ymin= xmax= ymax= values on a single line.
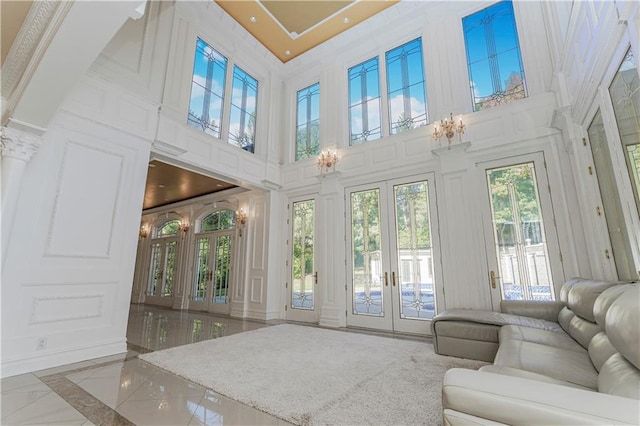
xmin=179 ymin=220 xmax=190 ymax=234
xmin=236 ymin=208 xmax=248 ymax=237
xmin=317 ymin=150 xmax=338 ymax=175
xmin=433 ymin=113 xmax=466 ymax=147
xmin=139 ymin=225 xmax=149 ymax=239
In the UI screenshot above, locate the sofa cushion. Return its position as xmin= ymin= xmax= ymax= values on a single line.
xmin=494 ymin=340 xmax=598 ymax=389
xmin=500 ymin=325 xmax=584 ymax=352
xmin=588 ymin=331 xmax=618 ymax=372
xmin=606 ymin=285 xmax=640 ymax=369
xmin=598 ymin=353 xmax=640 ymax=399
xmin=559 ymin=277 xmax=586 ymax=304
xmin=593 ymin=283 xmax=637 ymax=328
xmin=566 ymin=315 xmax=602 ymax=349
xmin=479 ymin=365 xmax=592 ymax=391
xmin=432 ymin=309 xmax=563 ymax=331
xmin=567 ymin=279 xmax=619 ymax=322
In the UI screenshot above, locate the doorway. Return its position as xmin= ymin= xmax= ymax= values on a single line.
xmin=478 ymin=153 xmax=565 ymax=308
xmin=346 ymin=174 xmax=441 ymax=334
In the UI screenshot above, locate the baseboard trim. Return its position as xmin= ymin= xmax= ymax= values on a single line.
xmin=1 ymin=338 xmax=127 ymax=378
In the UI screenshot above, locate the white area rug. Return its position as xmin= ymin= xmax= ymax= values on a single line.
xmin=140 ymin=324 xmax=486 ymax=425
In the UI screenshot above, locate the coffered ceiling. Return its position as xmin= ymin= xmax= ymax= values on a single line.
xmin=215 ymin=0 xmax=399 ymax=62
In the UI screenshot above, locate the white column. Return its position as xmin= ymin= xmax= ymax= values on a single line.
xmin=1 ymin=125 xmax=41 ymax=265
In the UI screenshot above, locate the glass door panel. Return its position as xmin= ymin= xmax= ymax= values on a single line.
xmin=351 ymin=189 xmax=385 ymax=317
xmin=393 ymin=181 xmax=436 ymax=320
xmin=291 ymin=200 xmax=315 ymax=310
xmin=287 ymin=197 xmax=319 ymax=323
xmin=146 ymin=238 xmax=179 ymax=306
xmin=479 ymin=153 xmax=564 ymax=309
xmin=486 ymin=162 xmax=554 ymax=301
xmin=213 ymin=234 xmax=232 ymax=304
xmin=190 ymin=231 xmax=234 ymax=314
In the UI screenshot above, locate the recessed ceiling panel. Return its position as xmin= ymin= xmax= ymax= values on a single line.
xmin=261 ymin=0 xmax=353 ymax=35
xmin=144 ymin=160 xmax=236 ymax=210
xmin=215 ymin=0 xmax=398 ymax=62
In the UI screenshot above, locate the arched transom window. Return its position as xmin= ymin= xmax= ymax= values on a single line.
xmin=200 ymin=209 xmax=235 ymax=233
xmin=156 ymin=219 xmax=180 ymax=237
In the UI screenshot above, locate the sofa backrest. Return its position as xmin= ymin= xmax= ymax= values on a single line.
xmin=588 ymin=284 xmax=637 ymax=371
xmin=597 ymin=285 xmax=640 ymax=399
xmin=557 ymin=279 xmax=620 ymax=349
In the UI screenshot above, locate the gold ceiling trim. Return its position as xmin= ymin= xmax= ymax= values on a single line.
xmin=215 ymin=0 xmax=399 ymax=63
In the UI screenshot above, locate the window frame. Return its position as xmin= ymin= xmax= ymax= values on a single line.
xmin=187 ymin=35 xmax=262 ymax=155
xmin=461 ymin=0 xmax=528 ymax=112
xmin=295 ymin=82 xmax=321 ymax=161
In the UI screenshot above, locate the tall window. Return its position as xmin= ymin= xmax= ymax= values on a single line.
xmin=386 ymin=38 xmax=428 ymax=134
xmin=188 ymin=38 xmax=227 ymax=138
xmin=463 ymin=1 xmax=527 ymax=111
xmin=349 ymin=57 xmax=381 ymax=145
xmin=608 ymin=48 xmax=640 ymax=213
xmin=229 ymin=65 xmax=258 ymax=153
xmin=295 ymin=83 xmax=320 ymax=160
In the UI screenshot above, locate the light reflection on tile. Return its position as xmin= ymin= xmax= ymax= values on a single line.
xmin=1 ymin=305 xmax=289 ymax=425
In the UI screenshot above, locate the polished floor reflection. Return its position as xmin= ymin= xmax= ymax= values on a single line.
xmin=1 ymin=305 xmax=290 ymax=425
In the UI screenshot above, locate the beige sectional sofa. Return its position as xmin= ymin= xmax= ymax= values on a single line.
xmin=431 ymin=278 xmax=640 ymax=425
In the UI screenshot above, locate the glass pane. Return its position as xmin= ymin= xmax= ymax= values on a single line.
xmin=202 ymin=210 xmax=236 ymax=232
xmin=229 ymin=65 xmax=258 ymax=153
xmin=609 ymin=48 xmax=640 ymax=213
xmin=588 ymin=111 xmax=636 ymax=280
xmin=163 ymin=241 xmax=177 ymax=297
xmin=213 ymin=234 xmax=232 ymax=304
xmin=188 ymin=38 xmax=227 ymax=138
xmin=394 ymin=181 xmax=436 ymax=319
xmin=158 ymin=220 xmax=180 ymax=237
xmin=148 ymin=242 xmax=162 ymax=296
xmin=463 ymin=1 xmax=527 ymax=111
xmin=291 ymin=200 xmax=315 ymax=310
xmin=385 ymin=38 xmax=428 ymax=134
xmin=296 ymin=83 xmax=320 ymax=161
xmin=486 ymin=163 xmax=554 ymax=301
xmin=351 ymin=189 xmax=383 ymax=315
xmin=193 ymin=238 xmax=210 ymax=302
xmin=348 ymin=57 xmax=381 ymax=144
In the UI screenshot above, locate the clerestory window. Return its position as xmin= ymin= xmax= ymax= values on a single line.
xmin=188 ymin=38 xmax=259 ymax=154
xmin=188 ymin=38 xmax=227 ymax=138
xmin=229 ymin=66 xmax=258 ymax=153
xmin=386 ymin=38 xmax=428 ymax=134
xmin=349 ymin=57 xmax=382 ymax=145
xmin=295 ymin=82 xmax=320 ymax=161
xmin=463 ymin=1 xmax=527 ymax=111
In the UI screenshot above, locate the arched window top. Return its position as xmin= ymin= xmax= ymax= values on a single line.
xmin=201 ymin=209 xmax=235 ymax=232
xmin=156 ymin=219 xmax=180 ymax=237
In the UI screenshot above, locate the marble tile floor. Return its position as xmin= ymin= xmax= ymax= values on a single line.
xmin=1 ymin=305 xmax=292 ymax=425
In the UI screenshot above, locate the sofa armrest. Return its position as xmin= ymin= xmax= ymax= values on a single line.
xmin=443 ymin=368 xmax=639 ymax=425
xmin=500 ymin=300 xmax=563 ymax=322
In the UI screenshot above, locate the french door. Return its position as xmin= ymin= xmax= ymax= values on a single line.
xmin=190 ymin=230 xmax=234 ymax=315
xmin=146 ymin=237 xmax=179 ymax=306
xmin=346 ymin=174 xmax=441 ymax=334
xmin=286 ymin=197 xmax=320 ymax=323
xmin=478 ymin=153 xmax=565 ymax=308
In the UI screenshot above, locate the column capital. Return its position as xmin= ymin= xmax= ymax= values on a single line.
xmin=0 ymin=126 xmax=42 ymax=162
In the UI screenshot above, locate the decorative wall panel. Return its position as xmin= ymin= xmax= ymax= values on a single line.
xmin=46 ymin=141 xmax=123 ymax=258
xmin=30 ymin=294 xmax=104 ymax=324
xmin=250 ymin=277 xmax=263 ymax=303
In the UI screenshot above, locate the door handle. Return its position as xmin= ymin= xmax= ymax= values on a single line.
xmin=314 ymin=271 xmax=318 ymax=285
xmin=392 ymin=271 xmax=396 ymax=287
xmin=490 ymin=270 xmax=500 ymax=289
xmin=384 ymin=272 xmax=389 ymax=287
